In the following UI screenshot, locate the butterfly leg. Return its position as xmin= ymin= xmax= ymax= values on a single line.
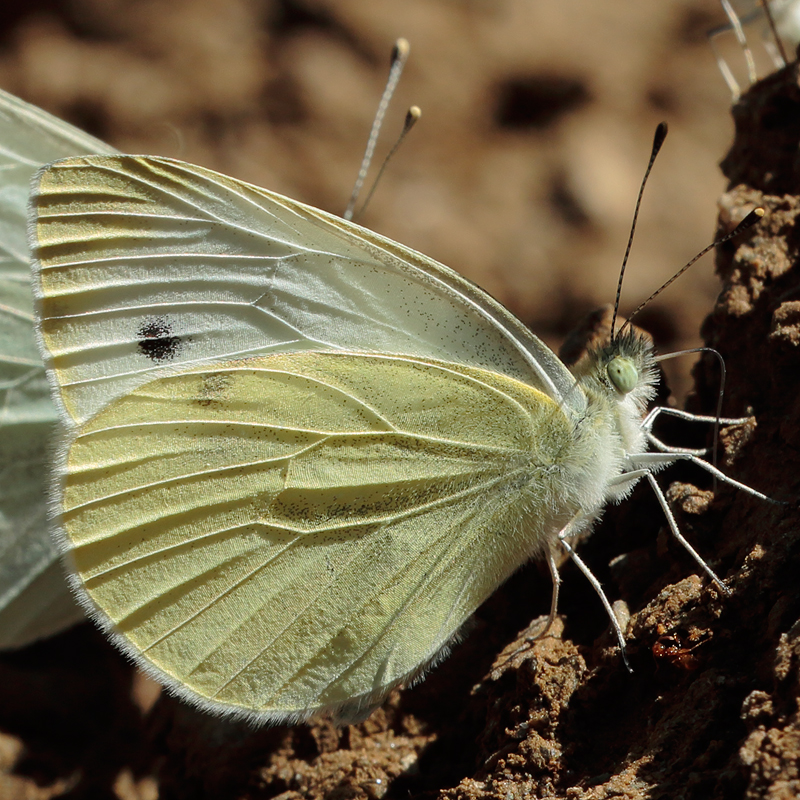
xmin=645 ymin=434 xmax=707 ymax=457
xmin=631 ymin=451 xmax=770 ymax=501
xmin=624 ymin=446 xmax=777 ymax=594
xmin=644 ymin=472 xmax=731 ymax=595
xmin=762 ymin=31 xmax=787 ymax=68
xmin=534 ymin=544 xmax=562 ymax=641
xmin=642 ymin=407 xmax=752 ymax=456
xmin=494 ymin=541 xmax=564 ymax=670
xmin=644 ymin=409 xmax=759 ymax=498
xmin=720 ymin=0 xmax=759 ymax=83
xmin=643 ymin=406 xmax=752 ymax=429
xmin=516 ymin=539 xmax=563 ymax=647
xmin=760 ymin=3 xmax=789 ymax=69
xmin=708 ymin=24 xmax=743 ymax=101
xmin=628 ymin=449 xmax=771 ymax=592
xmin=557 ymin=535 xmax=632 ymax=671
xmin=506 ymin=521 xmax=575 ymax=659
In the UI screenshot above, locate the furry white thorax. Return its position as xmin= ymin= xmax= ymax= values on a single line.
xmin=568 ymin=329 xmax=659 ymax=511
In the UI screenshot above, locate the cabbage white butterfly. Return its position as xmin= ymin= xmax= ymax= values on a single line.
xmin=29 ymin=133 xmax=765 ymax=724
xmin=0 ymin=88 xmax=115 ymax=649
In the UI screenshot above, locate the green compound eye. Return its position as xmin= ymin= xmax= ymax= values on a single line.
xmin=607 ymin=356 xmax=638 ymax=395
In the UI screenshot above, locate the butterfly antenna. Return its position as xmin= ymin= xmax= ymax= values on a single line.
xmin=761 ymin=0 xmax=789 ymax=65
xmin=344 ymin=38 xmax=410 ymax=221
xmin=619 ymin=207 xmax=764 ymax=334
xmin=352 ymin=105 xmax=421 ymax=222
xmin=610 ymin=122 xmax=668 ymax=341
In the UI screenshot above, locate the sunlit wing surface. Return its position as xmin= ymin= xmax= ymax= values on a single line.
xmin=30 ymin=152 xmax=644 ymax=725
xmin=31 ymin=155 xmax=582 ymax=428
xmin=59 ymin=352 xmax=578 ymax=722
xmin=28 ymin=127 xmax=762 ymax=727
xmin=0 ymin=88 xmax=115 ymax=648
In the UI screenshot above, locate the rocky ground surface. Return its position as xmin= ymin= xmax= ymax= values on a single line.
xmin=0 ymin=1 xmax=798 ymax=798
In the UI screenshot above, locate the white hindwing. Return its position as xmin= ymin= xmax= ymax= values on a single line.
xmin=0 ymin=89 xmax=115 ymax=648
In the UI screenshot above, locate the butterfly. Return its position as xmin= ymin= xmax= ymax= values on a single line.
xmin=27 ymin=132 xmax=766 ymax=724
xmin=0 ymin=88 xmax=115 ymax=649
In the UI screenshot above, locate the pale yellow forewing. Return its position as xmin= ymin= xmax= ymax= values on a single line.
xmin=30 ymin=155 xmax=582 ymax=429
xmin=61 ymin=351 xmax=575 ymax=722
xmin=0 ymin=88 xmax=115 ymax=648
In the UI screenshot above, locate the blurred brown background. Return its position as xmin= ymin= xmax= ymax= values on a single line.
xmin=0 ymin=0 xmax=760 ymax=376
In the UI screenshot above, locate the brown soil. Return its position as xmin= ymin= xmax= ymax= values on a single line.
xmin=1 ymin=2 xmax=799 ymax=799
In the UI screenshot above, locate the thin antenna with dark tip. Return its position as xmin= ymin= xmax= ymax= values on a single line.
xmin=620 ymin=207 xmax=765 ymax=332
xmin=610 ymin=122 xmax=669 ymax=341
xmin=344 ymin=38 xmax=410 ymax=221
xmin=352 ymin=105 xmax=421 ymax=222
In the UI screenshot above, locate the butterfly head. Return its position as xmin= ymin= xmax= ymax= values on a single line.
xmin=573 ymin=327 xmax=659 ymax=416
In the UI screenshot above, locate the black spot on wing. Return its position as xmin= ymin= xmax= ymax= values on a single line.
xmin=137 ymin=317 xmax=183 ymax=363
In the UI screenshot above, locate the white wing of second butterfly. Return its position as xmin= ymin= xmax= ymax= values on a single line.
xmin=0 ymin=88 xmax=116 ymax=648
